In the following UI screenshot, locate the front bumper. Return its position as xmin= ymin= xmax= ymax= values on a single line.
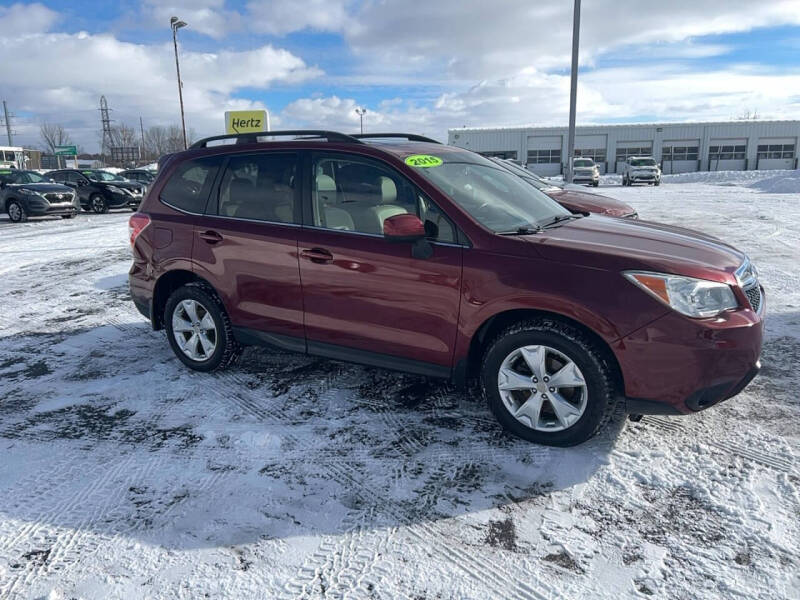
xmin=629 ymin=172 xmax=660 ymax=182
xmin=109 ymin=192 xmax=142 ymax=208
xmin=23 ymin=196 xmax=80 ymax=216
xmin=615 ymin=305 xmax=764 ymax=415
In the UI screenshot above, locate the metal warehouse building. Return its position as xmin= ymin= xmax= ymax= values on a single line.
xmin=447 ymin=120 xmax=800 ymax=176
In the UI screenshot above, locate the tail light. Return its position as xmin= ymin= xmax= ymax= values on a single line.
xmin=129 ymin=213 xmax=151 ymax=248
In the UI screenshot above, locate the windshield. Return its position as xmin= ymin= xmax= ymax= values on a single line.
xmin=630 ymin=158 xmax=656 ymax=167
xmin=412 ymin=156 xmax=569 ymax=232
xmin=84 ymin=170 xmax=119 ymax=181
xmin=573 ymin=159 xmax=594 ymax=167
xmin=21 ymin=171 xmax=49 ymax=183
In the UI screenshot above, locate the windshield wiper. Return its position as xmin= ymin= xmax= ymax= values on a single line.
xmin=542 ymin=213 xmax=583 ymax=228
xmin=498 ymin=224 xmax=543 ymax=236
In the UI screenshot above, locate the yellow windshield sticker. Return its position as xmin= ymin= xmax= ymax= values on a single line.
xmin=405 ymin=154 xmax=443 ymax=168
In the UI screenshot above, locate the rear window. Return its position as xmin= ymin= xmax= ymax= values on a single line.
xmin=573 ymin=159 xmax=594 ymax=167
xmin=630 ymin=158 xmax=656 ymax=167
xmin=160 ymin=157 xmax=222 ymax=213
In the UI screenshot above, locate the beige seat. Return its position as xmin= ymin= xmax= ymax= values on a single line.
xmin=315 ymin=174 xmax=354 ymax=230
xmin=338 ymin=168 xmax=408 ymax=234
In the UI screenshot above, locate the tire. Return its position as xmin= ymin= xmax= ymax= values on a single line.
xmin=90 ymin=194 xmax=109 ymax=214
xmin=7 ymin=200 xmax=27 ymax=223
xmin=655 ymin=181 xmax=661 ymax=186
xmin=592 ymin=181 xmax=599 ymax=187
xmin=480 ymin=319 xmax=616 ymax=446
xmin=622 ymin=175 xmax=628 ymax=186
xmin=61 ymin=214 xmax=76 ymax=219
xmin=164 ymin=282 xmax=240 ymax=372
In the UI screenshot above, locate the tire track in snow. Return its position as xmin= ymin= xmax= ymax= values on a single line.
xmin=643 ymin=416 xmax=797 ymax=475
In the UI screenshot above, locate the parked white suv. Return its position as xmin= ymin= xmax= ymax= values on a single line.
xmin=622 ymin=156 xmax=661 ymax=186
xmin=571 ymin=157 xmax=600 ymax=187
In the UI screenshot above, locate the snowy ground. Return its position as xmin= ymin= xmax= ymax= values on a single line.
xmin=0 ymin=172 xmax=798 ymax=599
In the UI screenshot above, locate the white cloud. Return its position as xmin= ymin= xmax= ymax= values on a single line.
xmin=246 ymin=0 xmax=350 ymax=35
xmin=0 ymin=2 xmax=59 ymax=34
xmin=142 ymin=0 xmax=241 ymax=39
xmin=344 ymin=0 xmax=800 ymax=79
xmin=1 ymin=29 xmax=321 ymax=150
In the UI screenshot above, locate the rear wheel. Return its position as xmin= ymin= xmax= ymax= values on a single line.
xmin=90 ymin=194 xmax=109 ymax=214
xmin=164 ymin=283 xmax=240 ymax=372
xmin=7 ymin=200 xmax=27 ymax=223
xmin=480 ymin=319 xmax=616 ymax=446
xmin=61 ymin=214 xmax=76 ymax=219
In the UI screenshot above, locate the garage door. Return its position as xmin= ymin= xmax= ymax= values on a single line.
xmin=756 ymin=139 xmax=796 ymax=170
xmin=662 ymin=141 xmax=700 ymax=174
xmin=526 ymin=136 xmax=562 ymax=177
xmin=708 ymin=139 xmax=746 ymax=171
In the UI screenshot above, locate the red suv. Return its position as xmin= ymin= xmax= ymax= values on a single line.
xmin=129 ymin=131 xmax=764 ymax=446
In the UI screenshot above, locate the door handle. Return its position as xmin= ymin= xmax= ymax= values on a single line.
xmin=301 ymin=247 xmax=333 ymax=264
xmin=198 ymin=230 xmax=223 ymax=244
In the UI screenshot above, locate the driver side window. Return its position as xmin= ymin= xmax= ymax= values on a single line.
xmin=311 ymin=154 xmax=456 ymax=243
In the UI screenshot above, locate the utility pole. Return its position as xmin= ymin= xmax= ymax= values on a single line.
xmin=2 ymin=100 xmax=15 ymax=146
xmin=170 ymin=16 xmax=188 ymax=150
xmin=355 ymin=107 xmax=367 ymax=134
xmin=139 ymin=116 xmax=146 ymax=163
xmin=565 ymin=0 xmax=581 ymax=184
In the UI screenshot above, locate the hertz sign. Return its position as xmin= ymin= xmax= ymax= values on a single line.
xmin=225 ymin=110 xmax=269 ymax=134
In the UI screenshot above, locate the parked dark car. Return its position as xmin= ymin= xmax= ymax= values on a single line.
xmin=489 ymin=157 xmax=638 ymax=218
xmin=48 ymin=169 xmax=144 ymax=213
xmin=129 ymin=131 xmax=764 ymax=446
xmin=119 ymin=169 xmax=156 ymax=185
xmin=0 ymin=169 xmax=79 ymax=222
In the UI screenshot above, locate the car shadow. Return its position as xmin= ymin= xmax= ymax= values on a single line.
xmin=0 ymin=320 xmax=626 ymax=553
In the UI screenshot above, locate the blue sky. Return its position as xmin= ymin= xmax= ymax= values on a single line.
xmin=2 ymin=0 xmax=800 ymax=151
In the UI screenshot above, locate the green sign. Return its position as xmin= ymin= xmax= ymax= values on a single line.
xmin=404 ymin=154 xmax=443 ymax=168
xmin=55 ymin=145 xmax=78 ymax=156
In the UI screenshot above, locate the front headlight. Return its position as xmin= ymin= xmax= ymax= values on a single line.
xmin=19 ymin=188 xmax=39 ymax=196
xmin=624 ymin=271 xmax=738 ymax=318
xmin=107 ymin=185 xmax=125 ymax=194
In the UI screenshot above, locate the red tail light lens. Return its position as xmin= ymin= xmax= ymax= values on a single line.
xmin=129 ymin=213 xmax=151 ymax=248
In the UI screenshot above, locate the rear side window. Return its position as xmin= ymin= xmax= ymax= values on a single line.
xmin=160 ymin=157 xmax=222 ymax=214
xmin=215 ymin=152 xmax=298 ymax=223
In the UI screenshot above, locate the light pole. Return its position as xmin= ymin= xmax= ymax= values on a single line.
xmin=355 ymin=107 xmax=367 ymax=134
xmin=565 ymin=0 xmax=581 ymax=183
xmin=170 ymin=16 xmax=188 ymax=150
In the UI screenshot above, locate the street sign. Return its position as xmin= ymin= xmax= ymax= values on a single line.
xmin=54 ymin=145 xmax=77 ymax=156
xmin=225 ymin=110 xmax=269 ymax=134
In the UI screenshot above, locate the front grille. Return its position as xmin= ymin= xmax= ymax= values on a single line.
xmin=44 ymin=193 xmax=72 ymax=203
xmin=744 ymin=285 xmax=762 ymax=313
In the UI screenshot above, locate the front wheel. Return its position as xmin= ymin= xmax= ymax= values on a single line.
xmin=592 ymin=181 xmax=599 ymax=187
xmin=480 ymin=319 xmax=616 ymax=446
xmin=164 ymin=283 xmax=240 ymax=372
xmin=655 ymin=181 xmax=661 ymax=186
xmin=90 ymin=194 xmax=109 ymax=214
xmin=7 ymin=200 xmax=27 ymax=222
xmin=61 ymin=214 xmax=76 ymax=219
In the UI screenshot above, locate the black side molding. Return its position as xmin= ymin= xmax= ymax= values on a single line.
xmin=307 ymin=340 xmax=451 ymax=379
xmin=232 ymin=327 xmax=307 ymax=354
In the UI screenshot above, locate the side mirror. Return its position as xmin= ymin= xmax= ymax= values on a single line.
xmin=384 ymin=214 xmax=426 ymax=242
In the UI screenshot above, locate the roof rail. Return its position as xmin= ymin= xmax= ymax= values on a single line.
xmin=189 ymin=130 xmax=363 ymax=149
xmin=350 ymin=133 xmax=442 ymax=144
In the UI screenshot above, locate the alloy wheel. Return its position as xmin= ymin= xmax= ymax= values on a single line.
xmin=171 ymin=299 xmax=217 ymax=361
xmin=8 ymin=202 xmax=23 ymax=222
xmin=497 ymin=344 xmax=588 ymax=432
xmin=91 ymin=196 xmax=106 ymax=213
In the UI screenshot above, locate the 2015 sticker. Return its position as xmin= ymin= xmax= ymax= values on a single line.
xmin=405 ymin=154 xmax=443 ymax=168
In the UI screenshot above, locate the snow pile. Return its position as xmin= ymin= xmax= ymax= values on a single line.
xmin=748 ymin=171 xmax=800 ymax=194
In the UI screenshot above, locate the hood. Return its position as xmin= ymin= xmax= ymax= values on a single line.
xmin=548 ymin=189 xmax=636 ymax=218
xmin=8 ymin=182 xmax=73 ymax=193
xmin=521 ymin=215 xmax=745 ymax=284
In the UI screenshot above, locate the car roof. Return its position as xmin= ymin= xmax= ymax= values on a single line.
xmin=181 ymin=130 xmax=478 ymax=165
